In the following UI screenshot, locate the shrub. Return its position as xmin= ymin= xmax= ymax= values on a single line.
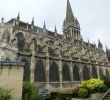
xmin=80 ymin=78 xmax=107 ymax=93
xmin=0 ymin=88 xmax=11 ymax=100
xmin=72 ymin=86 xmax=79 ymax=97
xmin=51 ymin=92 xmax=72 ymax=100
xmin=101 ymin=76 xmax=110 ymax=88
xmin=34 ymin=94 xmax=44 ymax=100
xmin=51 ymin=92 xmax=59 ymax=99
xmin=22 ymin=82 xmax=39 ymax=100
xmin=58 ymin=92 xmax=72 ymax=100
xmin=78 ymin=88 xmax=88 ymax=97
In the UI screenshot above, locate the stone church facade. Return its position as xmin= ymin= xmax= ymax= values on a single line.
xmin=0 ymin=0 xmax=110 ymax=91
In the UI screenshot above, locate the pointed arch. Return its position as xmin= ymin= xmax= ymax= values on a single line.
xmin=92 ymin=66 xmax=98 ymax=78
xmin=73 ymin=65 xmax=80 ymax=81
xmin=49 ymin=62 xmax=59 ymax=82
xmin=21 ymin=59 xmax=30 ymax=81
xmin=17 ymin=32 xmax=25 ymax=50
xmin=62 ymin=63 xmax=71 ymax=81
xmin=83 ymin=66 xmax=90 ymax=80
xmin=34 ymin=59 xmax=46 ymax=82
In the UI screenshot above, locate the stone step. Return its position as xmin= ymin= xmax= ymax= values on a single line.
xmin=104 ymin=97 xmax=110 ymax=98
xmin=103 ymin=94 xmax=110 ymax=100
xmin=106 ymin=95 xmax=110 ymax=97
xmin=104 ymin=96 xmax=110 ymax=100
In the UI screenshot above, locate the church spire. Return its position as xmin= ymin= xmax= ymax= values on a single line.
xmin=66 ymin=0 xmax=75 ymax=23
xmin=63 ymin=0 xmax=81 ymax=40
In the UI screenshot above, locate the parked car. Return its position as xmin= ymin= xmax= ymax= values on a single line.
xmin=39 ymin=88 xmax=51 ymax=100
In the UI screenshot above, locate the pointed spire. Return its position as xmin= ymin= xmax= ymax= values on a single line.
xmin=98 ymin=39 xmax=103 ymax=49
xmin=26 ymin=22 xmax=29 ymax=30
xmin=31 ymin=17 xmax=34 ymax=25
xmin=1 ymin=17 xmax=4 ymax=23
xmin=43 ymin=21 xmax=46 ymax=29
xmin=63 ymin=0 xmax=80 ymax=31
xmin=43 ymin=21 xmax=47 ymax=34
xmin=17 ymin=12 xmax=20 ymax=20
xmin=66 ymin=0 xmax=75 ymax=21
xmin=105 ymin=45 xmax=108 ymax=52
xmin=54 ymin=25 xmax=57 ymax=33
xmin=88 ymin=39 xmax=90 ymax=44
xmin=94 ymin=41 xmax=96 ymax=48
xmin=87 ymin=39 xmax=90 ymax=47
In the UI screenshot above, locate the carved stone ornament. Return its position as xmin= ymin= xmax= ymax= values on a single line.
xmin=2 ymin=31 xmax=10 ymax=43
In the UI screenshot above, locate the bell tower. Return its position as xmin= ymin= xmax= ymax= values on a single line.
xmin=63 ymin=0 xmax=81 ymax=40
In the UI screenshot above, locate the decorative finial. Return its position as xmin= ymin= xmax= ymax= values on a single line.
xmin=43 ymin=21 xmax=46 ymax=29
xmin=26 ymin=22 xmax=29 ymax=30
xmin=31 ymin=17 xmax=34 ymax=25
xmin=54 ymin=25 xmax=57 ymax=33
xmin=98 ymin=38 xmax=103 ymax=49
xmin=88 ymin=38 xmax=89 ymax=44
xmin=105 ymin=44 xmax=108 ymax=52
xmin=17 ymin=12 xmax=20 ymax=20
xmin=94 ymin=41 xmax=96 ymax=48
xmin=1 ymin=17 xmax=4 ymax=23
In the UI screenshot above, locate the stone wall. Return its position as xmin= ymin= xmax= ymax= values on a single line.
xmin=0 ymin=61 xmax=24 ymax=100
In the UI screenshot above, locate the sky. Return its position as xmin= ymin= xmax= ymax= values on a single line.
xmin=0 ymin=0 xmax=110 ymax=49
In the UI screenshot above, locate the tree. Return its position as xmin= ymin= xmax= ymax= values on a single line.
xmin=0 ymin=88 xmax=11 ymax=100
xmin=22 ymin=82 xmax=44 ymax=100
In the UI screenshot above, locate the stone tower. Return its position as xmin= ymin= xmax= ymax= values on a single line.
xmin=63 ymin=0 xmax=81 ymax=40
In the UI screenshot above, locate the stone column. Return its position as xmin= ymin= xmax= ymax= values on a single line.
xmin=30 ymin=51 xmax=36 ymax=82
xmin=46 ymin=54 xmax=49 ymax=88
xmin=103 ymin=67 xmax=106 ymax=76
xmin=97 ymin=66 xmax=100 ymax=79
xmin=79 ymin=64 xmax=83 ymax=82
xmin=70 ymin=61 xmax=73 ymax=85
xmin=59 ymin=58 xmax=62 ymax=89
xmin=89 ymin=65 xmax=92 ymax=78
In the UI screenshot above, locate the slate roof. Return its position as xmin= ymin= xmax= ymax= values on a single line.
xmin=7 ymin=18 xmax=63 ymax=39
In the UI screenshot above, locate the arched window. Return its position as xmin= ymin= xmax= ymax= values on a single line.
xmin=37 ymin=45 xmax=42 ymax=53
xmin=62 ymin=63 xmax=71 ymax=81
xmin=92 ymin=66 xmax=98 ymax=78
xmin=5 ymin=57 xmax=10 ymax=62
xmin=48 ymin=47 xmax=54 ymax=55
xmin=99 ymin=68 xmax=104 ymax=79
xmin=49 ymin=62 xmax=59 ymax=82
xmin=21 ymin=59 xmax=30 ymax=81
xmin=83 ymin=66 xmax=90 ymax=80
xmin=17 ymin=32 xmax=25 ymax=50
xmin=73 ymin=65 xmax=80 ymax=81
xmin=34 ymin=59 xmax=46 ymax=82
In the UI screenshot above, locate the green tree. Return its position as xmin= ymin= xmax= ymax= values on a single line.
xmin=22 ymin=82 xmax=44 ymax=100
xmin=0 ymin=88 xmax=11 ymax=100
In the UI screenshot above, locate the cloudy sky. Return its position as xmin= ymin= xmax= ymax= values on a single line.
xmin=0 ymin=0 xmax=110 ymax=49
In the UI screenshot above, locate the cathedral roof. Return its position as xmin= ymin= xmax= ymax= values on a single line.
xmin=7 ymin=18 xmax=63 ymax=39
